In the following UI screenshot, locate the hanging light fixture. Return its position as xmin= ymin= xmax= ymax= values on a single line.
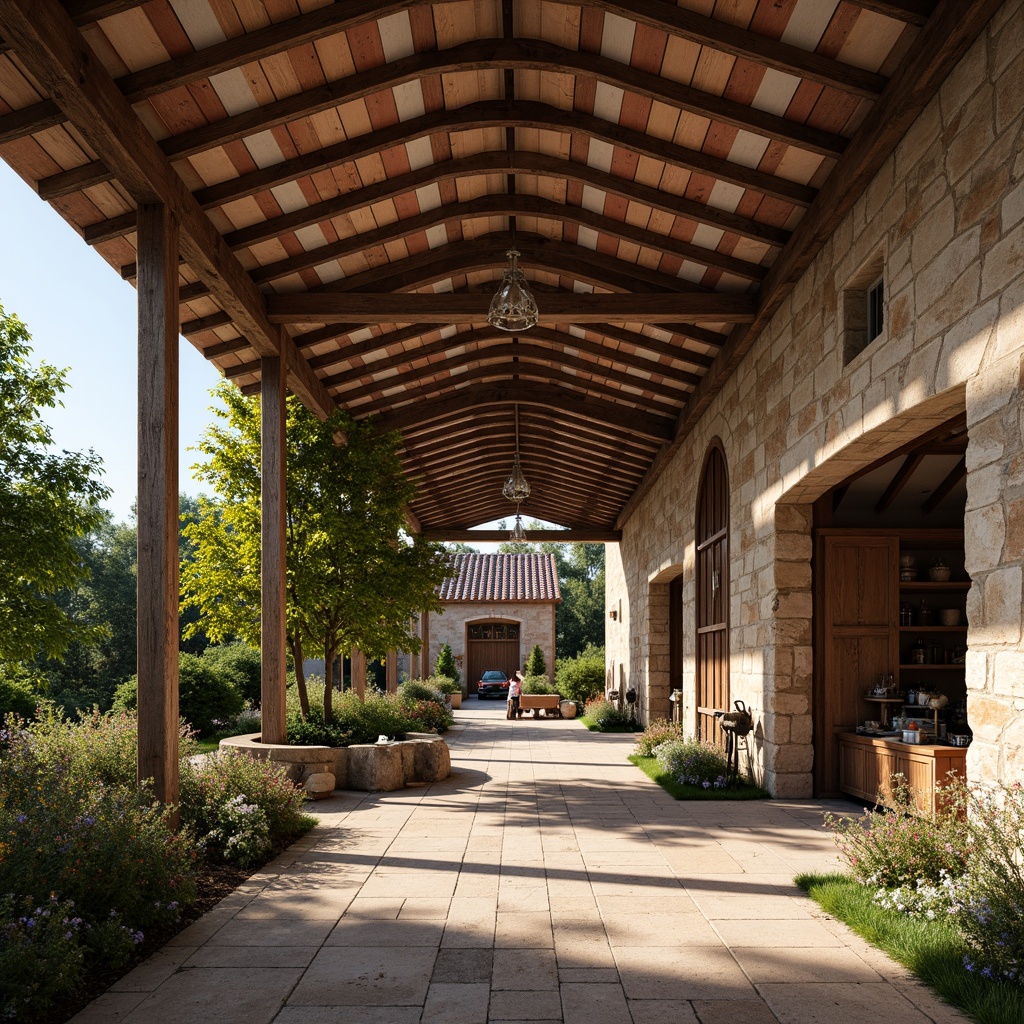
xmin=487 ymin=248 xmax=539 ymax=332
xmin=501 ymin=406 xmax=531 ymax=503
xmin=510 ymin=508 xmax=527 ymax=543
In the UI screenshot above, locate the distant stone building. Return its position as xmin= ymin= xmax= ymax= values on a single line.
xmin=419 ymin=553 xmax=561 ymax=693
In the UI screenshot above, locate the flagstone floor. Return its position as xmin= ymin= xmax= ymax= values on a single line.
xmin=71 ymin=699 xmax=967 ymax=1024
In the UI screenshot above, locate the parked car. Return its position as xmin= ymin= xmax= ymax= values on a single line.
xmin=476 ymin=670 xmax=510 ymax=699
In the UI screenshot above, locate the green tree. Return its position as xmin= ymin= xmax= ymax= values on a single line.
xmin=0 ymin=305 xmax=110 ymax=663
xmin=525 ymin=643 xmax=546 ymax=676
xmin=181 ymin=382 xmax=450 ymax=722
xmin=435 ymin=642 xmax=458 ymax=685
xmin=498 ymin=527 xmax=606 ymax=658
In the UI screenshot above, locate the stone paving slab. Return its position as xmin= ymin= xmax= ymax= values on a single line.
xmin=70 ymin=700 xmax=970 ymax=1023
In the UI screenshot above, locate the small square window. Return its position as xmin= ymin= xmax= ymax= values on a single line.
xmin=841 ymin=253 xmax=885 ymax=365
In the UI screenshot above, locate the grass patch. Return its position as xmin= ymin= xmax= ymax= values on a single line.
xmin=629 ymin=754 xmax=770 ymax=800
xmin=579 ymin=715 xmax=643 ymax=733
xmin=797 ymin=873 xmax=1024 ymax=1024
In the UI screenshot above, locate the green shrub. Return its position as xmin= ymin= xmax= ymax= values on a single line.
xmin=522 ymin=674 xmax=557 ymax=695
xmin=179 ymin=750 xmax=311 ymax=866
xmin=432 ymin=676 xmax=462 ymax=695
xmin=825 ymin=777 xmax=971 ymax=888
xmin=435 ymin=643 xmax=459 ymax=685
xmin=400 ymin=679 xmax=446 ymax=704
xmin=556 ymin=646 xmax=605 ymax=705
xmin=202 ymin=643 xmax=262 ymax=707
xmin=582 ymin=697 xmax=631 ymax=730
xmin=654 ymin=738 xmax=729 ymax=788
xmin=525 ymin=644 xmax=546 ymax=677
xmin=0 ymin=663 xmax=45 ymax=720
xmin=635 ymin=717 xmax=684 ymax=756
xmin=286 ymin=706 xmax=352 ymax=747
xmin=114 ymin=652 xmax=244 ymax=737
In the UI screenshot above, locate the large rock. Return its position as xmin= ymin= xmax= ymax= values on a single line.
xmin=413 ymin=738 xmax=451 ymax=783
xmin=303 ymin=772 xmax=336 ymax=799
xmin=346 ymin=743 xmax=405 ymax=792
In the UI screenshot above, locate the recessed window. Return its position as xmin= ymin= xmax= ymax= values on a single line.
xmin=866 ymin=275 xmax=884 ymax=344
xmin=841 ymin=252 xmax=885 ymax=365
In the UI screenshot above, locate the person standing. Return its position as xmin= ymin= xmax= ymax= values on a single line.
xmin=508 ymin=670 xmax=523 ymax=719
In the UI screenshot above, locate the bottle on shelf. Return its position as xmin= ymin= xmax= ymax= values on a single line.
xmin=912 ymin=637 xmax=926 ymax=664
xmin=918 ymin=600 xmax=933 ymax=626
xmin=929 ymin=638 xmax=944 ymax=664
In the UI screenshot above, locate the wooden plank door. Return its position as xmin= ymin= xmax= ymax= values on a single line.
xmin=816 ymin=534 xmax=899 ymax=795
xmin=696 ymin=444 xmax=729 ymax=747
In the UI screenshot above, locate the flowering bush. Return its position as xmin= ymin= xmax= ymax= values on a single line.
xmin=0 ymin=894 xmax=84 ymax=1019
xmin=635 ymin=718 xmax=684 ymax=757
xmin=204 ymin=795 xmax=272 ymax=868
xmin=583 ymin=697 xmax=631 ymax=730
xmin=825 ymin=777 xmax=971 ymax=888
xmin=179 ymin=749 xmax=310 ymax=855
xmin=871 ymin=869 xmax=967 ymax=919
xmin=952 ymin=783 xmax=1024 ymax=985
xmin=653 ymin=738 xmax=729 ymax=788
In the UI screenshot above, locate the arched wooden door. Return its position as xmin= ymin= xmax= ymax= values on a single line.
xmin=696 ymin=442 xmax=729 ymax=746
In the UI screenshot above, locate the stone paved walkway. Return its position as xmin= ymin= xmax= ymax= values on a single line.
xmin=72 ymin=700 xmax=967 ymax=1024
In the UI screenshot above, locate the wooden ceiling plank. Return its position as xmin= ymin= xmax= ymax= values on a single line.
xmin=847 ymin=1 xmax=935 ymax=27
xmin=615 ymin=0 xmax=1002 ymax=529
xmin=424 ymin=528 xmax=622 ymax=542
xmin=192 ymin=101 xmax=816 ymax=213
xmin=329 ymin=346 xmax=693 ymax=407
xmin=597 ymin=0 xmax=887 ymax=97
xmin=347 ymin=362 xmax=683 ymax=421
xmin=85 ymin=150 xmax=792 ymax=250
xmin=368 ymin=381 xmax=675 ymax=441
xmin=314 ymin=326 xmax=704 ymax=390
xmin=265 ymin=292 xmax=756 ymax=324
xmin=0 ymin=0 xmax=334 ymax=421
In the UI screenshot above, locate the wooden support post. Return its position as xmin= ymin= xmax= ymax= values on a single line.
xmin=261 ymin=356 xmax=288 ymax=743
xmin=136 ymin=203 xmax=179 ymax=813
xmin=420 ymin=612 xmax=431 ymax=678
xmin=386 ymin=650 xmax=398 ymax=693
xmin=351 ymin=648 xmax=367 ymax=699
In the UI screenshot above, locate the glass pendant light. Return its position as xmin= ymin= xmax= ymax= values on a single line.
xmin=501 ymin=405 xmax=531 ymax=503
xmin=487 ymin=248 xmax=539 ymax=332
xmin=510 ymin=506 xmax=527 ymax=543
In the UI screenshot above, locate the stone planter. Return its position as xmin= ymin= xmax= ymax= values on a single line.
xmin=219 ymin=732 xmax=451 ymax=797
xmin=449 ymin=692 xmax=462 ymax=709
xmin=559 ymin=700 xmax=578 ymax=719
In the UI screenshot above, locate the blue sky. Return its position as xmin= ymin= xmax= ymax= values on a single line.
xmin=0 ymin=161 xmax=222 ymax=523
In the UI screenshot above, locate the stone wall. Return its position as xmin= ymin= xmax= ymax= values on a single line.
xmin=607 ymin=0 xmax=1024 ymax=795
xmin=426 ymin=601 xmax=557 ymax=683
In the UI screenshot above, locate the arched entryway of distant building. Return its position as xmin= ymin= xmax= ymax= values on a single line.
xmin=465 ymin=619 xmax=521 ymax=694
xmin=696 ymin=440 xmax=730 ymax=747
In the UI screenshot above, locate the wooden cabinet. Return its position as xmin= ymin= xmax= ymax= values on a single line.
xmin=815 ymin=529 xmax=968 ymax=799
xmin=837 ymin=733 xmax=967 ymax=815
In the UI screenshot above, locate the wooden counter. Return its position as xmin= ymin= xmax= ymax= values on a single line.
xmin=837 ymin=732 xmax=967 ymax=814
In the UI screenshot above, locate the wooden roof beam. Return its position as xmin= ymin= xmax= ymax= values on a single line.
xmin=874 ymin=452 xmax=925 ymax=513
xmin=922 ymin=456 xmax=966 ymax=514
xmin=265 ymin=292 xmax=756 ymax=325
xmin=0 ymin=0 xmax=333 ymax=421
xmin=369 ymin=381 xmax=675 ymax=442
xmin=424 ymin=528 xmax=621 ymax=543
xmin=412 ymin=480 xmax=620 ymax=523
xmin=847 ymin=1 xmax=935 ymax=26
xmin=150 ymin=195 xmax=768 ymax=290
xmin=338 ymin=363 xmax=684 ymax=422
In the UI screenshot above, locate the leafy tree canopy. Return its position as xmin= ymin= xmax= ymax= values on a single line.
xmin=498 ymin=524 xmax=605 ymax=658
xmin=0 ymin=305 xmax=110 ymax=663
xmin=181 ymin=382 xmax=450 ymax=719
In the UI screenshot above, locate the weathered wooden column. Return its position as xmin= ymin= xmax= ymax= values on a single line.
xmin=261 ymin=355 xmax=288 ymax=743
xmin=386 ymin=650 xmax=398 ymax=693
xmin=351 ymin=648 xmax=367 ymax=698
xmin=136 ymin=203 xmax=179 ymax=811
xmin=419 ymin=612 xmax=431 ymax=678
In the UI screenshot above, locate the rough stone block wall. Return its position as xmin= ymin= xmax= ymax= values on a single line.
xmin=427 ymin=602 xmax=556 ymax=683
xmin=607 ymin=0 xmax=1024 ymax=795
